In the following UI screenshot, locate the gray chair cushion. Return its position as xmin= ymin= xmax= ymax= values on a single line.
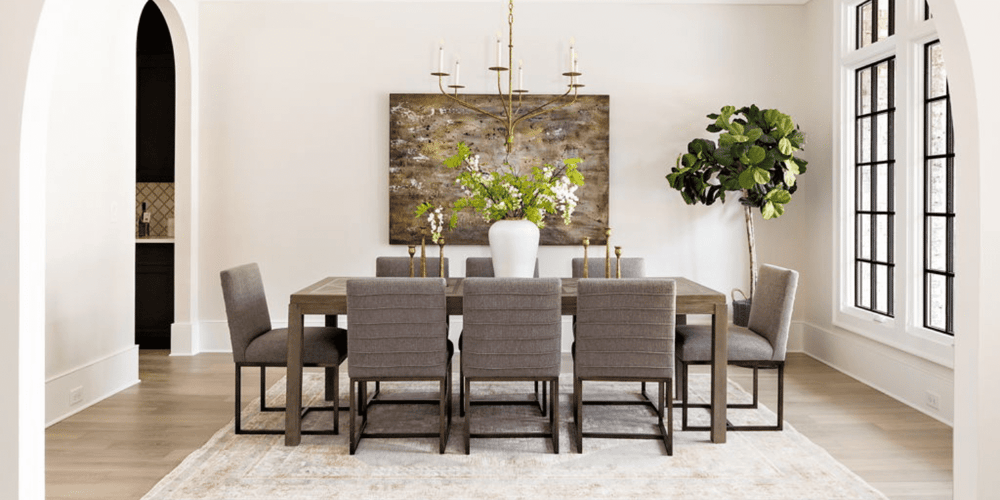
xmin=346 ymin=278 xmax=449 ymax=379
xmin=575 ymin=279 xmax=676 ymax=379
xmin=244 ymin=326 xmax=348 ymax=365
xmin=675 ymin=324 xmax=775 ymax=362
xmin=220 ymin=263 xmax=273 ymax=363
xmin=465 ymin=257 xmax=540 ymax=277
xmin=461 ymin=278 xmax=562 ymax=378
xmin=571 ymin=257 xmax=645 ymax=278
xmin=376 ymin=256 xmax=450 ymax=278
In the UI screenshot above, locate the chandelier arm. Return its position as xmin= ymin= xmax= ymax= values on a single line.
xmin=509 ymin=86 xmax=578 ymax=131
xmin=438 ymin=77 xmax=507 ymax=123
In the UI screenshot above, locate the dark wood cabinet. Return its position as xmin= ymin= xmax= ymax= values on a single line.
xmin=135 ymin=243 xmax=174 ymax=349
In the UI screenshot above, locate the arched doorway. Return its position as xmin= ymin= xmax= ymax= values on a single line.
xmin=135 ymin=0 xmax=176 ymax=350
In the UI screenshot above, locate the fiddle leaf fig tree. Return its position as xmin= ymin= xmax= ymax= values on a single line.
xmin=667 ymin=105 xmax=807 ymax=297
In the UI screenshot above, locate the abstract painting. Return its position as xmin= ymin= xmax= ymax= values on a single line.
xmin=388 ymin=93 xmax=609 ymax=245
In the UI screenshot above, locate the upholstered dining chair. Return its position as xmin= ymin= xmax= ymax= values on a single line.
xmin=571 ymin=257 xmax=646 ymax=279
xmin=461 ymin=278 xmax=562 ymax=454
xmin=220 ymin=263 xmax=348 ymax=435
xmin=372 ymin=256 xmax=450 ymax=398
xmin=376 ymin=256 xmax=450 ymax=278
xmin=461 ymin=257 xmax=544 ymax=417
xmin=346 ymin=278 xmax=453 ymax=454
xmin=675 ymin=264 xmax=799 ymax=431
xmin=573 ymin=278 xmax=676 ymax=455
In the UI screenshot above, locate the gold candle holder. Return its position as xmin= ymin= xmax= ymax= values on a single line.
xmin=438 ymin=238 xmax=446 ymax=278
xmin=408 ymin=245 xmax=416 ymax=278
xmin=604 ymin=227 xmax=612 ymax=278
xmin=581 ymin=237 xmax=590 ymax=278
xmin=420 ymin=236 xmax=427 ymax=278
xmin=615 ymin=246 xmax=622 ymax=279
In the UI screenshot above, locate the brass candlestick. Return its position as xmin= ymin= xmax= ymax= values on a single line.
xmin=581 ymin=237 xmax=590 ymax=278
xmin=615 ymin=246 xmax=622 ymax=279
xmin=408 ymin=245 xmax=416 ymax=277
xmin=604 ymin=227 xmax=612 ymax=278
xmin=438 ymin=238 xmax=446 ymax=278
xmin=420 ymin=237 xmax=427 ymax=278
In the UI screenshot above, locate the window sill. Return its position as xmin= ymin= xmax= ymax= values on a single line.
xmin=834 ymin=306 xmax=954 ymax=369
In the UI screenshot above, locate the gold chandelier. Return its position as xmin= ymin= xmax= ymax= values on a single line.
xmin=431 ymin=0 xmax=583 ymax=153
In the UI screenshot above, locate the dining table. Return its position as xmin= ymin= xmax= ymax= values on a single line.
xmin=284 ymin=276 xmax=729 ymax=446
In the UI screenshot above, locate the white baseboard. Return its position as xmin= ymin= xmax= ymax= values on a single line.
xmin=170 ymin=321 xmax=197 ymax=356
xmin=797 ymin=321 xmax=954 ymax=426
xmin=45 ymin=345 xmax=139 ymax=427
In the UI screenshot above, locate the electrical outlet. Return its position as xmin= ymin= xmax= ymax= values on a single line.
xmin=926 ymin=391 xmax=940 ymax=410
xmin=70 ymin=387 xmax=83 ymax=406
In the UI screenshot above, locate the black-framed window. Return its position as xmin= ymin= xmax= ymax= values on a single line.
xmin=923 ymin=40 xmax=954 ymax=335
xmin=924 ymin=1 xmax=932 ymax=20
xmin=855 ymin=57 xmax=896 ymax=317
xmin=857 ymin=0 xmax=895 ymax=49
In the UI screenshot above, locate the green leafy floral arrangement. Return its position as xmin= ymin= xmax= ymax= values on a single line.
xmin=416 ymin=142 xmax=585 ymax=242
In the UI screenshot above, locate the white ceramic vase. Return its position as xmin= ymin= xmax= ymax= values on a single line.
xmin=488 ymin=219 xmax=540 ymax=278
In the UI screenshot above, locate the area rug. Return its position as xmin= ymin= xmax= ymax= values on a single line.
xmin=141 ymin=372 xmax=887 ymax=499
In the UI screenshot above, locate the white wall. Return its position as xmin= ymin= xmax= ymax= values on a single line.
xmin=41 ymin=0 xmax=146 ymax=425
xmin=935 ymin=0 xmax=1000 ymax=496
xmin=33 ymin=0 xmax=200 ymax=426
xmin=3 ymin=0 xmax=47 ymax=496
xmin=196 ymin=0 xmax=811 ymax=350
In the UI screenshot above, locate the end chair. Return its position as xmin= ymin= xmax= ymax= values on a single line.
xmin=461 ymin=278 xmax=563 ymax=454
xmin=220 ymin=263 xmax=348 ymax=435
xmin=346 ymin=278 xmax=453 ymax=454
xmin=675 ymin=264 xmax=799 ymax=431
xmin=573 ymin=278 xmax=676 ymax=455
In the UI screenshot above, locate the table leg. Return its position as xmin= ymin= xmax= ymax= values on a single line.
xmin=285 ymin=303 xmax=304 ymax=446
xmin=711 ymin=302 xmax=728 ymax=444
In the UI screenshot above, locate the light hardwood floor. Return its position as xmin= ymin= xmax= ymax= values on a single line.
xmin=45 ymin=351 xmax=952 ymax=500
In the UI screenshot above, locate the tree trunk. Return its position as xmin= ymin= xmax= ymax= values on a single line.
xmin=744 ymin=203 xmax=758 ymax=298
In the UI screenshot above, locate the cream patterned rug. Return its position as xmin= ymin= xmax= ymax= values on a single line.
xmin=141 ymin=372 xmax=887 ymax=499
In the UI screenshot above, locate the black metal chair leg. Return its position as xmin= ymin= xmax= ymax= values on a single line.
xmin=551 ymin=379 xmax=559 ymax=454
xmin=574 ymin=377 xmax=583 ymax=453
xmin=259 ymin=366 xmax=267 ymax=412
xmin=349 ymin=379 xmax=358 ymax=455
xmin=463 ymin=378 xmax=471 ymax=455
xmin=235 ymin=366 xmax=243 ymax=434
xmin=777 ymin=364 xmax=784 ymax=430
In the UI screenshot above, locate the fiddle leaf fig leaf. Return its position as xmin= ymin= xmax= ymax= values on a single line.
xmin=765 ymin=188 xmax=792 ymax=204
xmin=752 ymin=166 xmax=771 ymax=185
xmin=785 ymin=158 xmax=800 ymax=174
xmin=762 ymin=201 xmax=778 ymax=219
xmin=784 ymin=169 xmax=797 ymax=187
xmin=738 ymin=168 xmax=757 ymax=189
xmin=682 ymin=153 xmax=697 ymax=168
xmin=778 ymin=137 xmax=794 ymax=156
xmin=746 ymin=127 xmax=764 ymax=142
xmin=746 ymin=145 xmax=766 ymax=165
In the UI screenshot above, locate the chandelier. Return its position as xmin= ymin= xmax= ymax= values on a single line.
xmin=431 ymin=0 xmax=583 ymax=153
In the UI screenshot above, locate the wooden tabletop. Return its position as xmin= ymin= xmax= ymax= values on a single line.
xmin=291 ymin=276 xmax=725 ymax=316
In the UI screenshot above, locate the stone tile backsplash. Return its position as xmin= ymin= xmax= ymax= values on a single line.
xmin=136 ymin=183 xmax=175 ymax=238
